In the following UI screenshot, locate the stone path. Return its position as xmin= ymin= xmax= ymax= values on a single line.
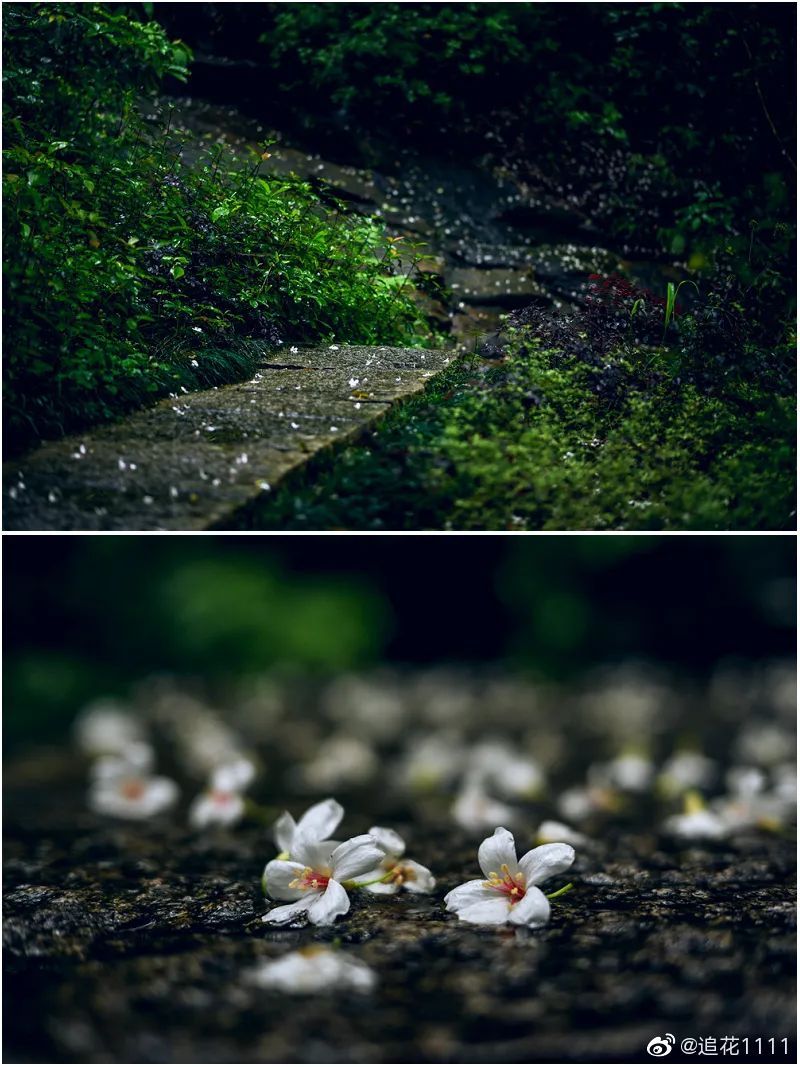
xmin=3 ymin=344 xmax=453 ymax=531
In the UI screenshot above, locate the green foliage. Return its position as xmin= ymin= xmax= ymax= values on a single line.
xmin=262 ymin=2 xmax=530 ymax=114
xmin=3 ymin=4 xmax=430 ymax=449
xmin=250 ymin=326 xmax=794 ymax=532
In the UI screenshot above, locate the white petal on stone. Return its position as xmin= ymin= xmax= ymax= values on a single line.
xmin=295 ymin=797 xmax=344 ymax=843
xmin=262 ymin=898 xmax=313 ymax=925
xmin=443 ymin=879 xmax=496 ymax=912
xmin=263 ymin=860 xmax=307 ymax=901
xmin=401 ymin=859 xmax=436 ymax=893
xmin=518 ymin=843 xmax=575 ymax=886
xmin=368 ymin=825 xmax=405 ymax=856
xmin=452 ymin=895 xmax=511 ymax=925
xmin=330 ymin=834 xmax=386 ymax=881
xmin=508 ymin=885 xmax=551 ymax=927
xmin=306 ymin=878 xmax=350 ymax=925
xmin=477 ymin=826 xmax=518 ymax=880
xmin=273 ymin=811 xmax=297 ymax=855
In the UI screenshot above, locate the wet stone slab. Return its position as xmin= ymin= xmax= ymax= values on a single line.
xmin=2 ymin=778 xmax=796 ymax=1064
xmin=3 ymin=345 xmax=454 ymax=531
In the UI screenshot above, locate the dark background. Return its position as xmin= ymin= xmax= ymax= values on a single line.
xmin=4 ymin=535 xmax=795 ymax=751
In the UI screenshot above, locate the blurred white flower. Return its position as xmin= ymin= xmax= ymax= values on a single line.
xmin=712 ymin=766 xmax=787 ymax=832
xmin=736 ymin=724 xmax=795 ymax=767
xmin=657 ymin=751 xmax=717 ymax=797
xmin=535 ymin=819 xmax=588 ymax=848
xmin=444 ymin=826 xmax=575 ymax=928
xmin=399 ymin=732 xmax=465 ymax=792
xmin=663 ymin=805 xmax=728 ymax=841
xmin=248 ymin=946 xmax=376 ymax=994
xmin=74 ymin=700 xmax=146 ymax=757
xmin=359 ymin=826 xmax=436 ymax=895
xmin=591 ymin=753 xmax=654 ymax=793
xmin=322 ymin=673 xmax=407 ymax=741
xmin=294 ymin=735 xmax=378 ymax=791
xmin=467 ymin=740 xmax=544 ymax=799
xmin=557 ymin=784 xmax=619 ymax=822
xmin=273 ymin=798 xmax=344 ymax=858
xmin=188 ymin=759 xmax=256 ymax=829
xmin=89 ymin=768 xmax=178 ymax=820
xmin=90 ymin=741 xmax=154 ymax=782
xmin=262 ymin=833 xmax=385 ymax=926
xmin=452 ymin=779 xmax=515 ymax=832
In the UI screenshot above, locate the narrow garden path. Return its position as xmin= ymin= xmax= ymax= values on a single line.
xmin=4 ymin=345 xmax=452 ymax=531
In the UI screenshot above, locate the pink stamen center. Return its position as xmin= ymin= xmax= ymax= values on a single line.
xmin=120 ymin=778 xmax=145 ymax=800
xmin=211 ymin=790 xmax=234 ymax=805
xmin=484 ymin=863 xmax=526 ymax=904
xmin=288 ymin=867 xmax=331 ymax=892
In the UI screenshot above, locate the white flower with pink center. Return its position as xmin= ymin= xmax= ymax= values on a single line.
xmin=262 ymin=832 xmax=386 ymax=926
xmin=188 ymin=758 xmax=256 ymax=829
xmin=444 ymin=826 xmax=575 ymax=928
xmin=88 ymin=753 xmax=179 ymax=821
xmin=359 ymin=826 xmax=436 ymax=895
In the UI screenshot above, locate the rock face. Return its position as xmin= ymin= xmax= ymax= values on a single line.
xmin=3 ymin=345 xmax=453 ymax=531
xmin=3 ymin=772 xmax=796 ymax=1064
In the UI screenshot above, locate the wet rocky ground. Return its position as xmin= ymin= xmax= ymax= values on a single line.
xmin=3 ymin=779 xmax=795 ymax=1064
xmin=3 ymin=665 xmax=796 ymax=1064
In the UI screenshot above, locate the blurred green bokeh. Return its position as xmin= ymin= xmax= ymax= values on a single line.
xmin=3 ymin=536 xmax=794 ymax=751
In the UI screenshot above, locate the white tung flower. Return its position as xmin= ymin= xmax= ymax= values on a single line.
xmin=452 ymin=779 xmax=516 ymax=832
xmin=359 ymin=826 xmax=436 ymax=895
xmin=536 ymin=819 xmax=588 ymax=848
xmin=273 ymin=797 xmax=344 ymax=859
xmin=592 ymin=753 xmax=654 ymax=793
xmin=188 ymin=758 xmax=256 ymax=829
xmin=663 ymin=807 xmax=728 ymax=841
xmin=90 ymin=741 xmax=154 ymax=782
xmin=74 ymin=700 xmax=146 ymax=757
xmin=248 ymin=946 xmax=376 ymax=994
xmin=88 ymin=765 xmax=179 ymax=820
xmin=262 ymin=833 xmax=386 ymax=926
xmin=467 ymin=740 xmax=544 ymax=799
xmin=444 ymin=827 xmax=575 ymax=928
xmin=657 ymin=751 xmax=717 ymax=796
xmin=294 ymin=736 xmax=378 ymax=791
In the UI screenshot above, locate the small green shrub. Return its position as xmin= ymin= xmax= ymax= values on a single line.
xmin=3 ymin=4 xmax=431 ymax=450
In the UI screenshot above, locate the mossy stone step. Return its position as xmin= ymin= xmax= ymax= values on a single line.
xmin=3 ymin=345 xmax=454 ymax=531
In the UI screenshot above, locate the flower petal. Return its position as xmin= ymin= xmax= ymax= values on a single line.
xmin=306 ymin=878 xmax=350 ymax=925
xmin=331 ymin=834 xmax=387 ymax=881
xmin=368 ymin=825 xmax=406 ymax=856
xmin=263 ymin=860 xmax=307 ymax=901
xmin=401 ymin=859 xmax=436 ymax=894
xmin=477 ymin=826 xmax=518 ymax=880
xmin=273 ymin=811 xmax=297 ymax=855
xmin=518 ymin=843 xmax=575 ymax=886
xmin=296 ymin=797 xmax=344 ymax=842
xmin=444 ymin=879 xmax=496 ymax=912
xmin=292 ymin=834 xmax=337 ymax=872
xmin=261 ymin=898 xmax=312 ymax=925
xmin=453 ymin=895 xmax=511 ymax=925
xmin=359 ymin=866 xmax=398 ymax=895
xmin=508 ymin=885 xmax=550 ymax=927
